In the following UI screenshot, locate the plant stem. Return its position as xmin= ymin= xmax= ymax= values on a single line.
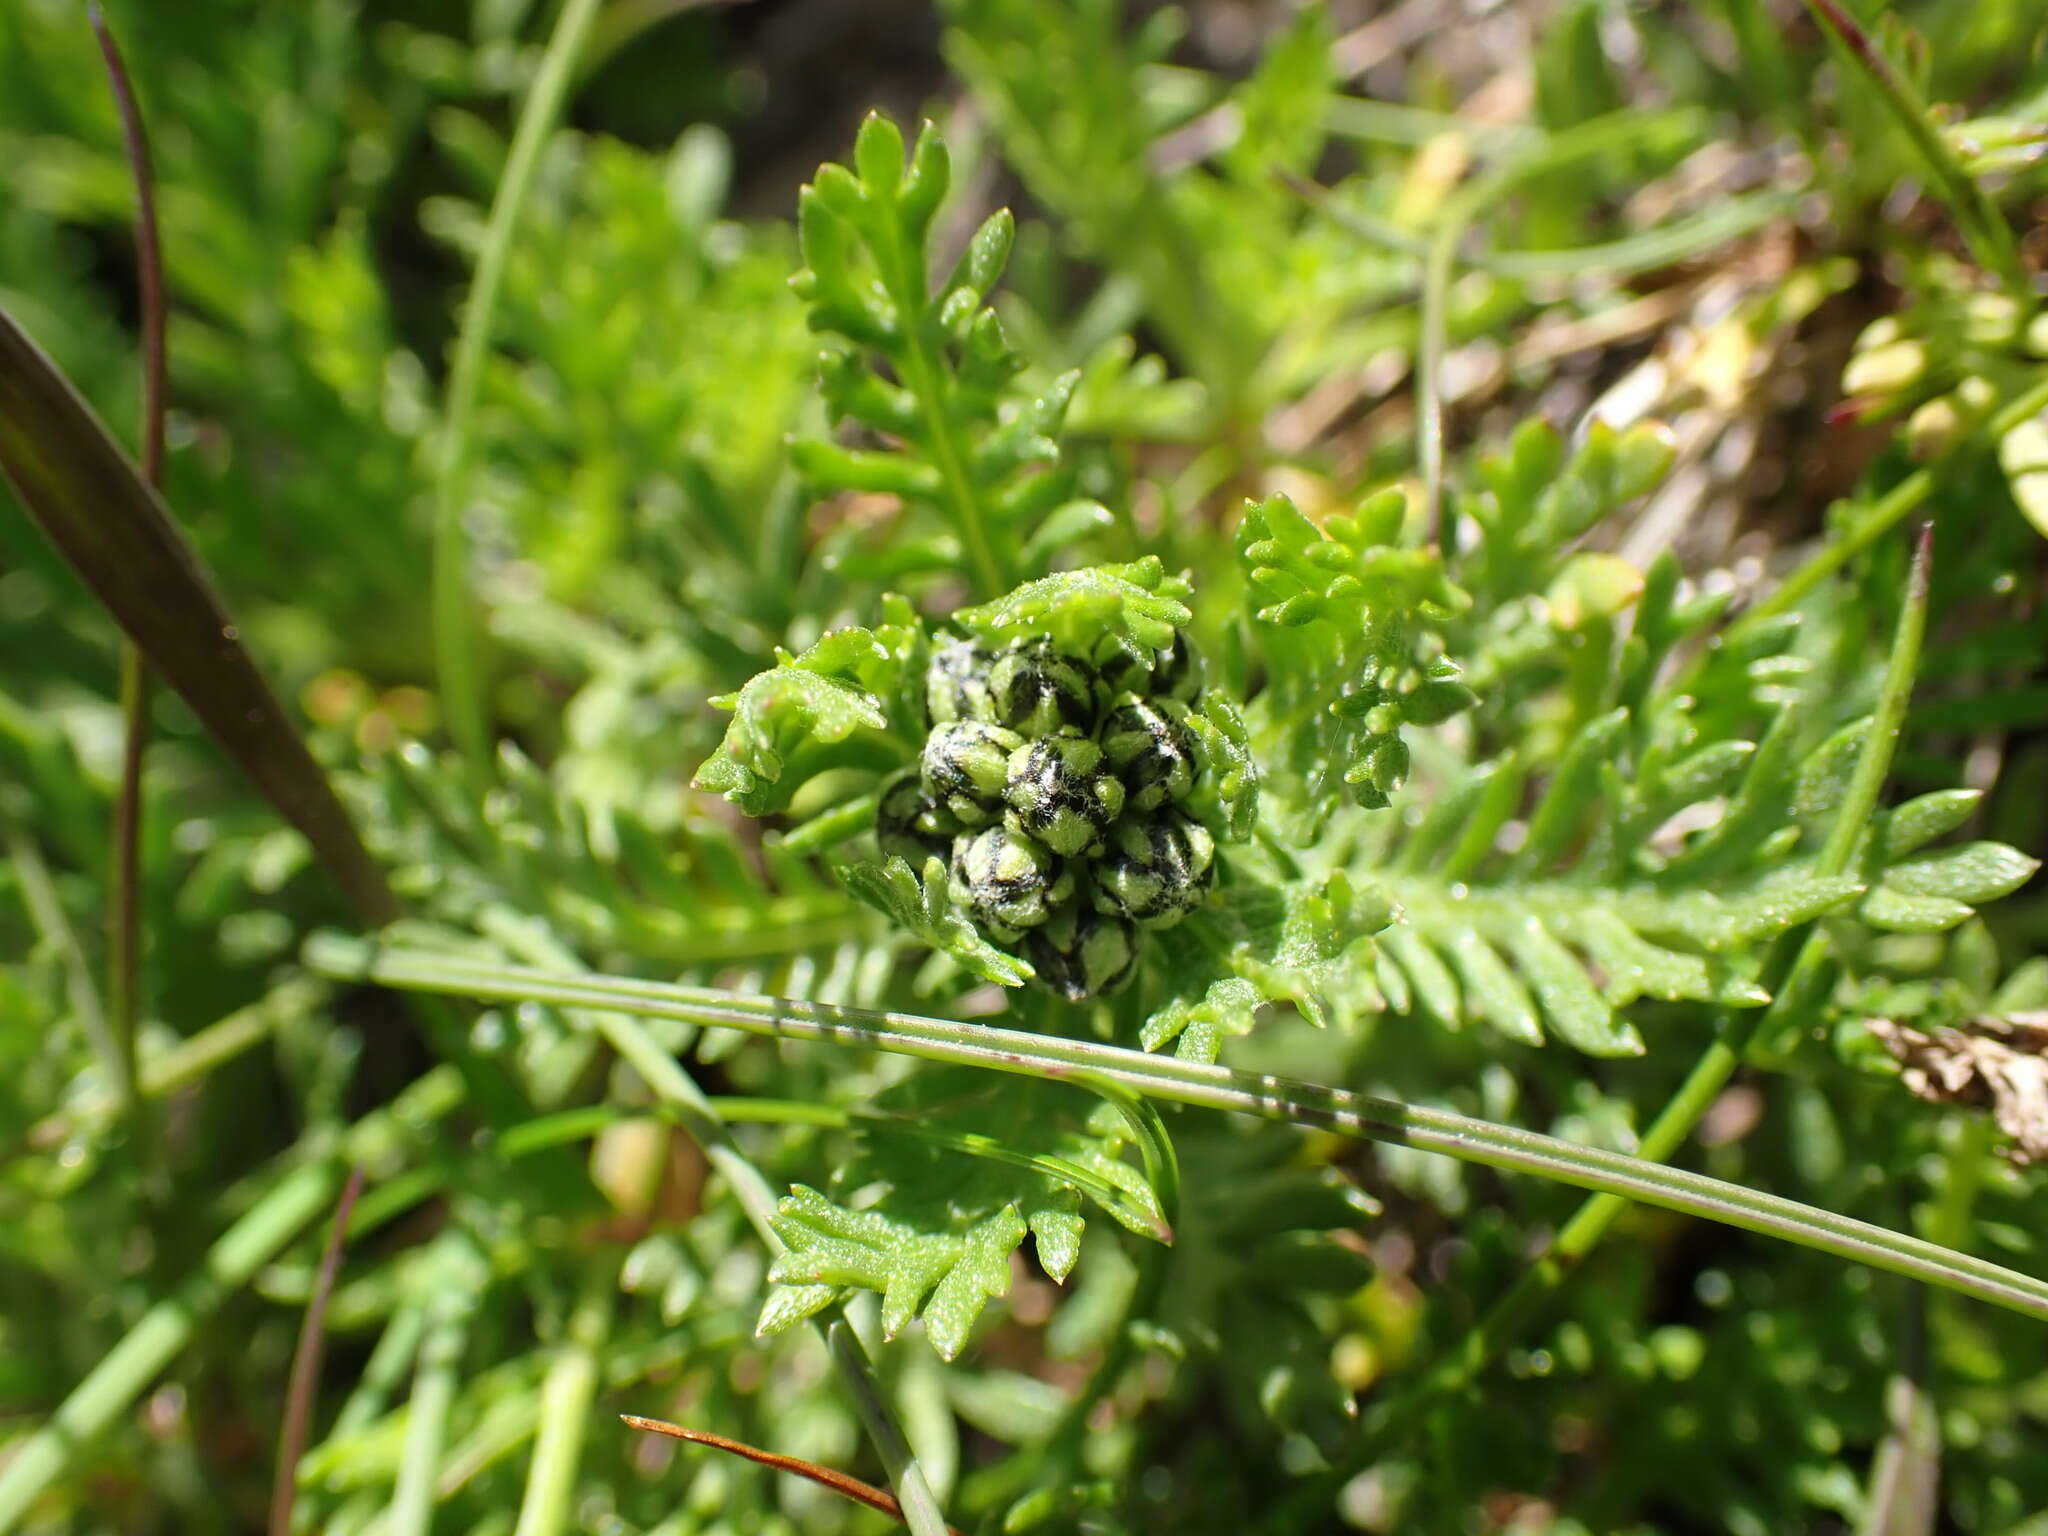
xmin=0 ymin=1160 xmax=342 ymax=1532
xmin=432 ymin=0 xmax=604 ymax=770
xmin=271 ymin=1166 xmax=366 ymax=1536
xmin=1801 ymin=0 xmax=2030 ymax=309
xmin=1728 ymin=374 xmax=2048 ymax=642
xmin=4 ymin=822 xmax=124 ymax=1113
xmin=830 ymin=1322 xmax=953 ymax=1536
xmin=386 ymin=1244 xmax=477 ymax=1536
xmin=333 ymin=1303 xmax=429 ymax=1440
xmin=510 ymin=1252 xmax=619 ymax=1536
xmin=304 ymin=937 xmax=2048 ymax=1325
xmin=873 ymin=225 xmax=1008 ymax=598
xmin=87 ymin=3 xmax=167 ymax=1116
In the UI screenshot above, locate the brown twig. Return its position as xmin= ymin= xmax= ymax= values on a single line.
xmin=269 ymin=1166 xmax=365 ymax=1536
xmin=620 ymin=1415 xmax=965 ymax=1535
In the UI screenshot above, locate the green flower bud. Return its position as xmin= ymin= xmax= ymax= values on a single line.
xmin=949 ymin=824 xmax=1071 ymax=932
xmin=922 ymin=720 xmax=1025 ymax=825
xmin=1004 ymin=732 xmax=1125 ymax=856
xmin=925 ymin=639 xmax=996 ymax=725
xmin=1364 ymin=735 xmax=1409 ymax=798
xmin=986 ymin=637 xmax=1098 ymax=737
xmin=1027 ymin=906 xmax=1138 ymax=1001
xmin=1094 ymin=812 xmax=1215 ymax=926
xmin=1096 ymin=631 xmax=1203 ymax=704
xmin=1099 ymin=696 xmax=1198 ymax=812
xmin=876 ymin=770 xmax=956 ymax=864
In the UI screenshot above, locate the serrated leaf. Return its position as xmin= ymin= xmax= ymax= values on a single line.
xmin=1183 ymin=695 xmax=1260 ymax=844
xmin=840 ymin=856 xmax=1033 ymax=988
xmin=1502 ymin=915 xmax=1644 ymax=1056
xmin=1143 ymin=869 xmax=1392 ymax=1061
xmin=953 ymin=558 xmax=1193 ymax=656
xmin=764 ymin=1185 xmax=1023 ymax=1359
xmin=761 ymin=1073 xmax=1166 ymax=1356
xmin=692 ymin=629 xmax=909 ymax=816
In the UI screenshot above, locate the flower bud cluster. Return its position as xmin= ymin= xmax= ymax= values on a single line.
xmin=879 ymin=633 xmax=1218 ymax=1000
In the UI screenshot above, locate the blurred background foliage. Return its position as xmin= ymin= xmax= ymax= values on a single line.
xmin=4 ymin=0 xmax=2048 ymax=1533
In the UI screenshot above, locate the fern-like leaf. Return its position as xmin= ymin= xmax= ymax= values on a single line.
xmin=1142 ymin=866 xmax=1396 ymax=1062
xmin=839 ymin=855 xmax=1035 ymax=988
xmin=758 ymin=1073 xmax=1165 ymax=1358
xmin=694 ymin=626 xmax=920 ymax=817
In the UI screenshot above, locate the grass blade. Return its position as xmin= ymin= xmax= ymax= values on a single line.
xmin=432 ymin=0 xmax=606 ymax=769
xmin=1802 ymin=0 xmax=2028 ymax=306
xmin=510 ymin=1253 xmax=618 ymax=1536
xmin=87 ymin=3 xmax=167 ymax=1107
xmin=0 ymin=307 xmax=397 ymax=924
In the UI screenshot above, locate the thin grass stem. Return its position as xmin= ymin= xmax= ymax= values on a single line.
xmin=86 ymin=4 xmax=167 ymax=1113
xmin=432 ymin=0 xmax=605 ymax=769
xmin=304 ymin=937 xmax=2048 ymax=1326
xmin=271 ymin=1166 xmax=367 ymax=1536
xmin=1802 ymin=0 xmax=2030 ymax=308
xmin=510 ymin=1252 xmax=619 ymax=1536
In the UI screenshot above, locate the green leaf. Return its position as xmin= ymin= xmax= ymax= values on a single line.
xmin=1998 ymin=406 xmax=2048 ymax=539
xmin=953 ymin=558 xmax=1193 ymax=658
xmin=840 ymin=856 xmax=1034 ymax=989
xmin=1879 ymin=842 xmax=2039 ymax=903
xmin=1239 ymin=490 xmax=1471 ymax=828
xmin=759 ymin=1073 xmax=1167 ymax=1357
xmin=1144 ymin=868 xmax=1394 ymax=1061
xmin=693 ymin=629 xmax=913 ymax=816
xmin=763 ymin=1185 xmax=1024 ymax=1359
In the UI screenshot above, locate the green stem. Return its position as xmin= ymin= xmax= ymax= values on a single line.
xmin=0 ymin=1159 xmax=342 ymax=1532
xmin=510 ymin=1253 xmax=619 ymax=1536
xmin=863 ymin=165 xmax=1007 ymax=599
xmin=899 ymin=309 xmax=1007 ymax=599
xmin=1736 ymin=376 xmax=2048 ymax=647
xmin=431 ymin=0 xmax=604 ymax=769
xmin=830 ymin=1322 xmax=952 ymax=1536
xmin=304 ymin=938 xmax=2048 ymax=1325
xmin=386 ymin=1248 xmax=475 ymax=1536
xmin=1728 ymin=374 xmax=2048 ymax=643
xmin=332 ymin=1303 xmax=428 ymax=1440
xmin=1801 ymin=0 xmax=2030 ymax=308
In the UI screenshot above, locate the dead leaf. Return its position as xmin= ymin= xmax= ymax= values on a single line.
xmin=1866 ymin=1013 xmax=2048 ymax=1165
